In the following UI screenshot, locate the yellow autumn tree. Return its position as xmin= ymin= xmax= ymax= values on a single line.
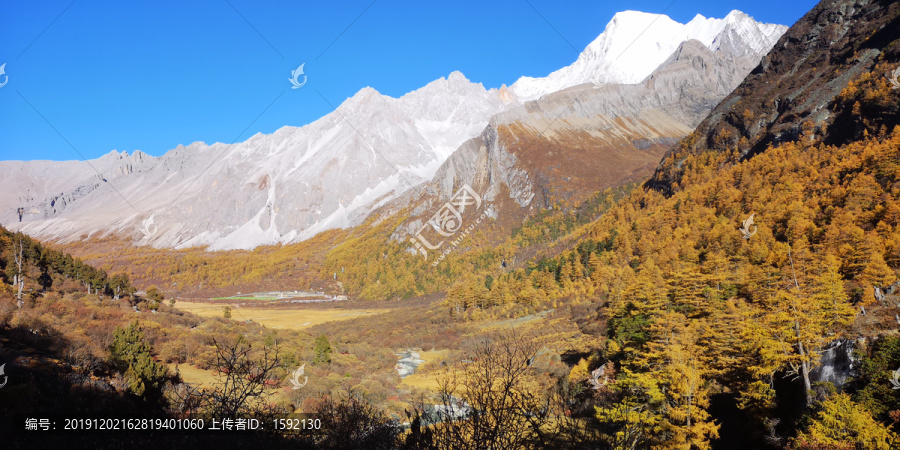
xmin=791 ymin=393 xmax=898 ymax=449
xmin=756 ymin=254 xmax=855 ymax=405
xmin=623 ymin=312 xmax=719 ymax=449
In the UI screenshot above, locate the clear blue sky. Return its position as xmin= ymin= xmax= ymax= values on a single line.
xmin=0 ymin=0 xmax=819 ymax=161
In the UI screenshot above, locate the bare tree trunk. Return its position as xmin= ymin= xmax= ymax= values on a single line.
xmin=788 ymin=247 xmax=800 ymax=289
xmin=795 ymin=321 xmax=812 ymax=405
xmin=687 ymin=395 xmax=692 ymax=427
xmin=788 ymin=245 xmax=813 ymax=405
xmin=12 ymin=238 xmax=24 ymax=301
xmin=13 ymin=274 xmax=23 ymax=299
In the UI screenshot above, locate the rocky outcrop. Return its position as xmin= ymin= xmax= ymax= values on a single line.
xmin=0 ymin=150 xmax=156 ymax=220
xmin=389 ymin=35 xmax=782 ymax=245
xmin=648 ymin=0 xmax=900 ymax=195
xmin=810 ymin=338 xmax=860 ymax=389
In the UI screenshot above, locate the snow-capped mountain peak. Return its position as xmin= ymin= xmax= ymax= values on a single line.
xmin=509 ymin=10 xmax=787 ymax=101
xmin=0 ymin=10 xmax=787 ymax=252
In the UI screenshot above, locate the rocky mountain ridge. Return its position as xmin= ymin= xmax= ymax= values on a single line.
xmin=1 ymin=10 xmax=786 ymax=251
xmin=388 ymin=36 xmax=784 ymax=253
xmin=509 ymin=10 xmax=785 ymax=100
xmin=648 ymin=0 xmax=900 ymax=195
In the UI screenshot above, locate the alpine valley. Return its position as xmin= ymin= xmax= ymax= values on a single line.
xmin=4 ymin=1 xmax=900 ymax=449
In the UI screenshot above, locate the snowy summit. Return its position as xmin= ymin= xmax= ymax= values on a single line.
xmin=509 ymin=10 xmax=786 ymax=101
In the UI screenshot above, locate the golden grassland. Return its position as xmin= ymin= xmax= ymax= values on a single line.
xmin=169 ymin=363 xmax=303 ymax=410
xmin=479 ymin=309 xmax=553 ymax=330
xmin=170 ymin=363 xmax=219 ymax=387
xmin=175 ymin=301 xmax=392 ymax=329
xmin=399 ymin=349 xmax=450 ymax=392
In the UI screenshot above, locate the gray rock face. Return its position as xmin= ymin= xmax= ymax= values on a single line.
xmin=810 ymin=338 xmax=860 ymax=389
xmin=388 ymin=36 xmax=781 ymax=249
xmin=0 ymin=150 xmax=155 ymax=220
xmin=0 ymin=73 xmax=510 ymax=250
xmin=647 ymin=0 xmax=900 ymax=195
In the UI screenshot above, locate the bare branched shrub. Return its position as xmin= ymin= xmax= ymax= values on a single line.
xmin=431 ymin=332 xmax=556 ymax=449
xmin=169 ymin=336 xmax=286 ymax=419
xmin=304 ymin=389 xmax=400 ymax=450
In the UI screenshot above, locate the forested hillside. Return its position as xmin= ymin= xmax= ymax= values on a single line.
xmin=649 ymin=0 xmax=900 ymax=193
xmin=421 ymin=2 xmax=900 ymax=443
xmin=1 ymin=226 xmax=136 ymax=301
xmin=321 ymin=36 xmax=900 ymax=447
xmin=331 ymin=0 xmax=900 ymax=446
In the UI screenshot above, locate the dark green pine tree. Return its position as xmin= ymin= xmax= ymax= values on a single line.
xmin=314 ymin=335 xmax=332 ymax=365
xmin=109 ymin=321 xmax=168 ymax=402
